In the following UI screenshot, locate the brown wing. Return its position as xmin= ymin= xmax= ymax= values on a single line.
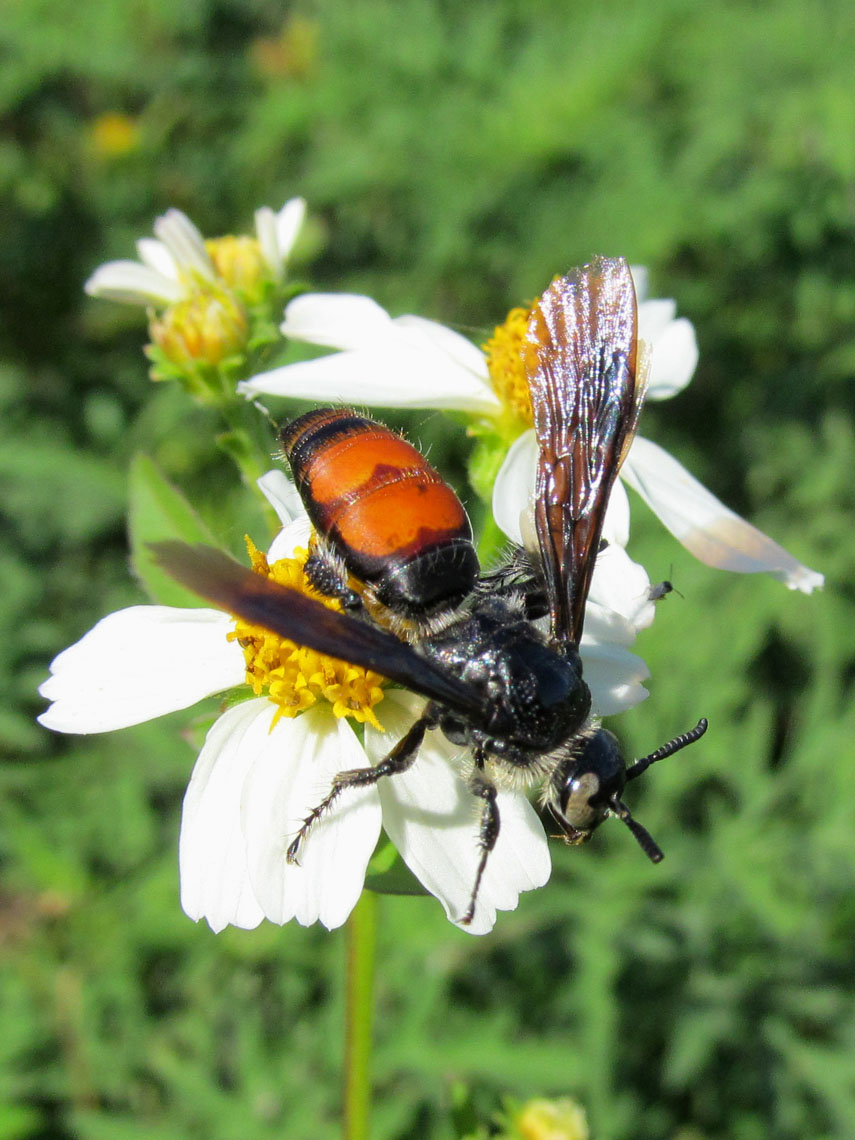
xmin=525 ymin=256 xmax=645 ymax=645
xmin=151 ymin=542 xmax=488 ymax=718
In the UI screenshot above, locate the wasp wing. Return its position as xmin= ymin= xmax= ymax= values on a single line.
xmin=152 ymin=542 xmax=487 ymax=719
xmin=525 ymin=256 xmax=645 ymax=646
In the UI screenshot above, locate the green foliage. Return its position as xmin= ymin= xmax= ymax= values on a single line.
xmin=3 ymin=0 xmax=854 ymax=1138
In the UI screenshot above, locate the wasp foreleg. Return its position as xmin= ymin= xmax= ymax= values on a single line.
xmin=286 ymin=706 xmax=439 ymax=863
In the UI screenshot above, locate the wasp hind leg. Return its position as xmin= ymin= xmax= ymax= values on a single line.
xmin=303 ymin=545 xmax=363 ymax=612
xmin=285 ymin=706 xmax=439 ymax=863
xmin=461 ymin=758 xmax=501 ymax=926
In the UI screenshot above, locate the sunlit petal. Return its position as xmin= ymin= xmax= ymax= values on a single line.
xmin=242 ymin=294 xmax=500 ymax=412
xmin=274 ymin=196 xmax=307 ymax=260
xmin=588 ymin=544 xmax=654 ymax=632
xmin=136 ymin=238 xmax=179 ymax=279
xmin=630 ymin=265 xmax=650 ymax=303
xmin=240 ymin=342 xmax=499 ymax=412
xmin=645 ymin=317 xmax=699 ymax=399
xmin=580 ymin=641 xmax=650 ymax=715
xmin=623 ymin=436 xmax=824 ymax=593
xmin=368 ymin=692 xmax=550 ymax=935
xmin=257 ymin=469 xmax=305 ymax=527
xmin=255 ymin=197 xmax=306 ymax=277
xmin=243 ymin=706 xmax=382 ymax=930
xmin=394 ymin=314 xmax=491 ymax=379
xmin=280 ymin=293 xmax=395 ymax=349
xmin=153 ymin=209 xmax=216 ymax=282
xmin=637 ymin=298 xmax=677 ymax=343
xmin=84 ymin=261 xmax=184 ymax=306
xmin=267 ymin=514 xmax=312 ymax=562
xmin=254 ymin=207 xmax=280 ymax=278
xmin=601 ymin=479 xmax=630 ymax=548
xmin=38 ymin=607 xmax=244 ymax=733
xmin=179 ymin=699 xmax=270 ymax=931
xmin=493 ymin=430 xmax=536 ymax=546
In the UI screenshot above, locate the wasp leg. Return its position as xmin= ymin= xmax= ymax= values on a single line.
xmin=303 ymin=549 xmax=363 ymax=612
xmin=461 ymin=763 xmax=501 ymax=926
xmin=475 ymin=549 xmax=549 ymax=620
xmin=286 ymin=707 xmax=439 ymax=863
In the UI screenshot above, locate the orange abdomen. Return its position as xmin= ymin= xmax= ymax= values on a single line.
xmin=281 ymin=408 xmax=479 ymax=614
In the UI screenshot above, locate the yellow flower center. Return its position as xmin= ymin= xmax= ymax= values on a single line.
xmin=149 ymin=287 xmax=249 ymax=366
xmin=482 ymin=304 xmax=535 ymax=427
xmin=206 ymin=236 xmax=269 ymax=303
xmin=232 ymin=538 xmax=386 ymax=731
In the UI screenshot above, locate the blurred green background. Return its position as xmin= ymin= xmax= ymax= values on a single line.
xmin=2 ymin=0 xmax=854 ymax=1137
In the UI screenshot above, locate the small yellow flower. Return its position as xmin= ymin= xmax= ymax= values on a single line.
xmin=89 ymin=112 xmax=140 ymax=157
xmin=149 ymin=289 xmax=249 ymax=368
xmin=206 ymin=235 xmax=270 ymax=304
xmin=512 ymin=1097 xmax=589 ymax=1140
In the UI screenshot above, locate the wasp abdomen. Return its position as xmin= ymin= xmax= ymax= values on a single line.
xmin=281 ymin=408 xmax=480 ymax=615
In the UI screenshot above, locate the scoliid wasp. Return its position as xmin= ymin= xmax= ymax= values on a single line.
xmin=154 ymin=256 xmax=708 ymax=925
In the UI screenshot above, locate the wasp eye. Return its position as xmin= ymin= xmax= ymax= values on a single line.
xmin=557 ymin=769 xmax=604 ymax=832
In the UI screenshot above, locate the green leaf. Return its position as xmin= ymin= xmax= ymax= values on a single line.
xmin=127 ymin=453 xmax=218 ymax=607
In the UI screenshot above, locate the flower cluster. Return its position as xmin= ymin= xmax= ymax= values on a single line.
xmin=39 ymin=204 xmax=824 ymax=937
xmin=86 ymin=200 xmax=306 ymax=393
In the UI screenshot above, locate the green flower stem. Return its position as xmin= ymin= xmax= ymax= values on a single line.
xmin=215 ymin=396 xmax=281 ymax=534
xmin=344 ymin=891 xmax=377 ymax=1140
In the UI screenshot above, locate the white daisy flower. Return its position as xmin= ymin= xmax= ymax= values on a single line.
xmin=84 ymin=198 xmax=307 ymax=307
xmin=38 ymin=459 xmax=659 ymax=935
xmin=239 ymin=268 xmax=822 ymax=594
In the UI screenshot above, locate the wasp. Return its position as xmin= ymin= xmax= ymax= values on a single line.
xmin=154 ymin=256 xmax=707 ymax=925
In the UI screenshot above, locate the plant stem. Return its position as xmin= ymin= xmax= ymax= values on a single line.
xmin=344 ymin=891 xmax=377 ymax=1140
xmin=215 ymin=396 xmax=281 ymax=533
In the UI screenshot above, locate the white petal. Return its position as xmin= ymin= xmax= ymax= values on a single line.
xmin=38 ymin=607 xmax=244 ymax=733
xmin=136 ymin=238 xmax=179 ymax=279
xmin=580 ymin=641 xmax=650 ymax=715
xmin=267 ymin=514 xmax=312 ymax=562
xmin=637 ymin=298 xmax=677 ymax=343
xmin=257 ymin=469 xmax=304 ymax=527
xmin=630 ymin=265 xmax=650 ymax=303
xmin=84 ymin=260 xmax=184 ymax=306
xmin=394 ymin=314 xmax=492 ymax=379
xmin=588 ymin=544 xmax=655 ymax=632
xmin=153 ymin=209 xmax=216 ymax=282
xmin=242 ymin=706 xmax=382 ymax=930
xmin=601 ymin=478 xmax=631 ymax=548
xmin=274 ymin=197 xmax=306 ymax=261
xmin=242 ymin=295 xmax=500 ymax=413
xmin=646 ymin=317 xmax=699 ymax=399
xmin=493 ymin=430 xmax=537 ymax=546
xmin=622 ymin=436 xmax=824 ymax=593
xmin=493 ymin=433 xmax=637 ymax=583
xmin=368 ymin=692 xmax=550 ymax=935
xmin=179 ymin=699 xmax=271 ymax=931
xmin=254 ymin=207 xmax=280 ymax=279
xmin=280 ymin=293 xmax=395 ymax=350
xmin=241 ymin=347 xmax=499 ymax=412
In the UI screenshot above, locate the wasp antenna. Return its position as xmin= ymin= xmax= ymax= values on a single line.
xmin=625 ymin=717 xmax=708 ymax=784
xmin=611 ymin=798 xmax=664 ymax=863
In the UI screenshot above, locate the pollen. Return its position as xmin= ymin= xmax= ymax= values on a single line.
xmin=231 ymin=538 xmax=386 ymax=730
xmin=483 ymin=304 xmax=534 ymax=428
